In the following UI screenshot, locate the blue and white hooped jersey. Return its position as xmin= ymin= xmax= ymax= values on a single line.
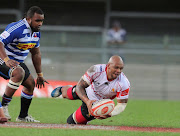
xmin=0 ymin=18 xmax=40 ymax=64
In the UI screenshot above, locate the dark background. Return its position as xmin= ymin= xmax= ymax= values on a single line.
xmin=1 ymin=0 xmax=180 ymax=35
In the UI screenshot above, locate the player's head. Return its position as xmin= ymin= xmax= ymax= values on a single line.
xmin=107 ymin=55 xmax=124 ymax=80
xmin=26 ymin=6 xmax=44 ymax=32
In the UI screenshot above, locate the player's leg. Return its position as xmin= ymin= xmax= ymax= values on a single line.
xmin=51 ymin=85 xmax=79 ymax=100
xmin=1 ymin=64 xmax=25 ymax=120
xmin=67 ymin=102 xmax=95 ymax=124
xmin=16 ymin=71 xmax=39 ymax=122
xmin=0 ymin=102 xmax=8 ymax=124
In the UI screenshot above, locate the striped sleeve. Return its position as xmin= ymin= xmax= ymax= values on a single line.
xmin=0 ymin=21 xmax=24 ymax=45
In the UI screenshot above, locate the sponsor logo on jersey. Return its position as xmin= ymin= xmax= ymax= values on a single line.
xmin=121 ymin=88 xmax=129 ymax=96
xmin=100 ymin=66 xmax=102 ymax=72
xmin=111 ymin=88 xmax=115 ymax=92
xmin=0 ymin=31 xmax=10 ymax=39
xmin=34 ymin=33 xmax=37 ymax=37
xmin=16 ymin=43 xmax=36 ymax=50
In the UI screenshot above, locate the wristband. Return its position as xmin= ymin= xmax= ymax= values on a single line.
xmin=37 ymin=72 xmax=43 ymax=77
xmin=3 ymin=57 xmax=10 ymax=63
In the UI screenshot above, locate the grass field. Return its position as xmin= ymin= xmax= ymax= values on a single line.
xmin=0 ymin=97 xmax=180 ymax=136
xmin=1 ymin=127 xmax=180 ymax=136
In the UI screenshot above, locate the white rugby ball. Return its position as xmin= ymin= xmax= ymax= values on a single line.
xmin=91 ymin=99 xmax=115 ymax=117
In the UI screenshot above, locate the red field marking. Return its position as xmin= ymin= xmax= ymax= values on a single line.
xmin=1 ymin=122 xmax=180 ymax=133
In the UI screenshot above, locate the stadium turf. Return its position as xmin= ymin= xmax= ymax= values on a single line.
xmin=0 ymin=97 xmax=179 ymax=136
xmin=2 ymin=97 xmax=180 ymax=128
xmin=0 ymin=127 xmax=180 ymax=136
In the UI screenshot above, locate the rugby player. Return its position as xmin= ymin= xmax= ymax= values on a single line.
xmin=0 ymin=6 xmax=48 ymax=122
xmin=51 ymin=55 xmax=130 ymax=124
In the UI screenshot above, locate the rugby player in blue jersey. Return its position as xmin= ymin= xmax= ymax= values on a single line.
xmin=0 ymin=6 xmax=48 ymax=122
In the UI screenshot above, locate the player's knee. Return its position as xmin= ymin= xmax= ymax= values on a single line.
xmin=8 ymin=67 xmax=25 ymax=90
xmin=67 ymin=113 xmax=76 ymax=124
xmin=8 ymin=79 xmax=21 ymax=90
xmin=10 ymin=66 xmax=25 ymax=82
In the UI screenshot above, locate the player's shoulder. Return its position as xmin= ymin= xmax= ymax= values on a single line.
xmin=5 ymin=19 xmax=26 ymax=33
xmin=93 ymin=64 xmax=106 ymax=72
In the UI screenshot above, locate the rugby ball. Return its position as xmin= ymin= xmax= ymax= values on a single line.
xmin=91 ymin=99 xmax=115 ymax=117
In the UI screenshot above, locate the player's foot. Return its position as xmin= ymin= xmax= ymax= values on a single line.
xmin=51 ymin=87 xmax=62 ymax=98
xmin=0 ymin=117 xmax=8 ymax=124
xmin=16 ymin=115 xmax=40 ymax=122
xmin=3 ymin=105 xmax=11 ymax=120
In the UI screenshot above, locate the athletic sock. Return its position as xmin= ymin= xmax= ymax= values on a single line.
xmin=2 ymin=94 xmax=12 ymax=106
xmin=19 ymin=91 xmax=33 ymax=118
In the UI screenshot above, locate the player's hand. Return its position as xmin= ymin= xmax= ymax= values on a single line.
xmin=36 ymin=76 xmax=49 ymax=88
xmin=86 ymin=99 xmax=96 ymax=116
xmin=95 ymin=113 xmax=111 ymax=120
xmin=5 ymin=59 xmax=19 ymax=69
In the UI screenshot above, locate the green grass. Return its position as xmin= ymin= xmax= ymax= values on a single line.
xmin=0 ymin=97 xmax=180 ymax=136
xmin=0 ymin=128 xmax=179 ymax=136
xmin=5 ymin=97 xmax=180 ymax=128
xmin=91 ymin=99 xmax=180 ymax=128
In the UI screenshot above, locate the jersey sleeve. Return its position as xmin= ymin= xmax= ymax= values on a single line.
xmin=116 ymin=76 xmax=130 ymax=100
xmin=82 ymin=65 xmax=99 ymax=85
xmin=0 ymin=30 xmax=16 ymax=45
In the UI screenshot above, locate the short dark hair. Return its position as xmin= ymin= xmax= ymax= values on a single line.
xmin=26 ymin=6 xmax=44 ymax=18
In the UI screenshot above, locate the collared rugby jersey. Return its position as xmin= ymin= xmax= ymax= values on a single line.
xmin=82 ymin=64 xmax=130 ymax=101
xmin=0 ymin=18 xmax=40 ymax=64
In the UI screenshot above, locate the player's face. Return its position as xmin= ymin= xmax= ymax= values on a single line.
xmin=107 ymin=63 xmax=124 ymax=80
xmin=29 ymin=13 xmax=44 ymax=32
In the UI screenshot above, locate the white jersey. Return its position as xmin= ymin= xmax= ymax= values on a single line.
xmin=82 ymin=64 xmax=130 ymax=101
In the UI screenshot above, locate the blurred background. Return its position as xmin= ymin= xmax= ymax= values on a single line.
xmin=0 ymin=0 xmax=180 ymax=100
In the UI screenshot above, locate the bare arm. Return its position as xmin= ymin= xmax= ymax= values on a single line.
xmin=30 ymin=47 xmax=42 ymax=73
xmin=76 ymin=78 xmax=96 ymax=115
xmin=76 ymin=78 xmax=90 ymax=102
xmin=0 ymin=42 xmax=19 ymax=68
xmin=30 ymin=47 xmax=49 ymax=88
xmin=0 ymin=42 xmax=8 ymax=60
xmin=76 ymin=65 xmax=96 ymax=102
